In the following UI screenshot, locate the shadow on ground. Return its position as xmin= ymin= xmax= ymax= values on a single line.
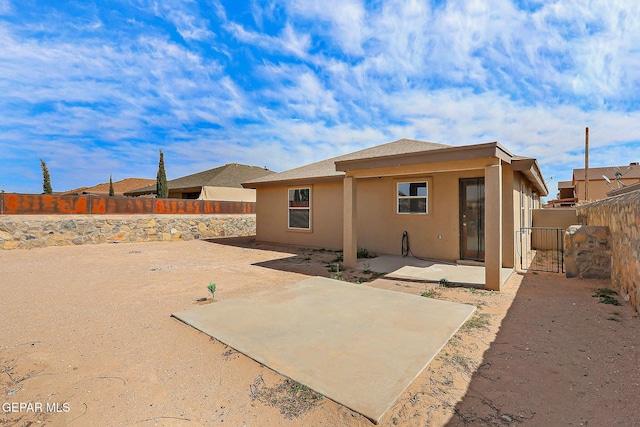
xmin=204 ymin=237 xmax=378 ymax=281
xmin=445 ymin=272 xmax=640 ymax=426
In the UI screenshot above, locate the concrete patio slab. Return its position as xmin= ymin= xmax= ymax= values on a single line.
xmin=172 ymin=276 xmax=476 ymax=423
xmin=358 ymin=255 xmax=513 ymax=286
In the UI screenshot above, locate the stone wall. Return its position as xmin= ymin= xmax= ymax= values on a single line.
xmin=0 ymin=214 xmax=256 ymax=250
xmin=577 ymin=190 xmax=640 ymax=311
xmin=564 ymin=225 xmax=611 ymax=280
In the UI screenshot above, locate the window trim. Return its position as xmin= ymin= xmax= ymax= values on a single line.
xmin=396 ymin=181 xmax=428 ymax=215
xmin=287 ymin=187 xmax=311 ymax=230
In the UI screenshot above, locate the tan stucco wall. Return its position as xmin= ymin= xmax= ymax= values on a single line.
xmin=502 ymin=165 xmax=515 ymax=268
xmin=527 ymin=208 xmax=578 ymax=251
xmin=255 ymin=182 xmax=344 ymax=250
xmin=574 ymin=178 xmax=640 ymax=203
xmin=355 ymin=171 xmax=483 ymax=260
xmin=532 ymin=208 xmax=578 ymax=230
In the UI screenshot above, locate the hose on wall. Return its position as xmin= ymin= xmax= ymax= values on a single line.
xmin=401 ymin=230 xmax=455 ymax=264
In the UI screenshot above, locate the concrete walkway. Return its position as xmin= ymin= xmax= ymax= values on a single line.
xmin=357 ymin=255 xmax=513 ymax=286
xmin=173 ymin=277 xmax=476 ymax=423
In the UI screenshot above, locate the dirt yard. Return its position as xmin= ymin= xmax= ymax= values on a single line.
xmin=1 ymin=237 xmax=639 ymax=426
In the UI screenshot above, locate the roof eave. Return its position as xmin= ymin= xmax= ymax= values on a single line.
xmin=512 ymin=158 xmax=549 ymax=196
xmin=335 ymin=142 xmax=514 ymax=172
xmin=243 ymin=175 xmax=344 ymax=189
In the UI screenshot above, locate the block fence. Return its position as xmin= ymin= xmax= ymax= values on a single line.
xmin=0 ymin=192 xmax=255 ymax=215
xmin=0 ymin=214 xmax=255 ymax=250
xmin=577 ymin=189 xmax=640 ymax=311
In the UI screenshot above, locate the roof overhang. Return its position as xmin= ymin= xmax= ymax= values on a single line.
xmin=511 ymin=158 xmax=549 ymax=196
xmin=242 ymin=175 xmax=344 ymax=189
xmin=335 ymin=142 xmax=514 ymax=172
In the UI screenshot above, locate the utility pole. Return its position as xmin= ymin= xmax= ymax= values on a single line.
xmin=584 ymin=127 xmax=589 ymax=202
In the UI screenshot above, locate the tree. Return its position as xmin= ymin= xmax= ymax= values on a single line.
xmin=109 ymin=174 xmax=115 ymax=196
xmin=156 ymin=149 xmax=168 ymax=198
xmin=40 ymin=159 xmax=53 ymax=194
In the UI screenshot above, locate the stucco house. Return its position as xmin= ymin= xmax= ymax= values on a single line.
xmin=243 ymin=138 xmax=548 ymax=290
xmin=571 ymin=164 xmax=640 ymax=203
xmin=125 ymin=163 xmax=274 ymax=200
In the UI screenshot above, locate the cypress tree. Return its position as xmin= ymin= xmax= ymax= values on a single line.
xmin=109 ymin=174 xmax=115 ymax=196
xmin=40 ymin=159 xmax=53 ymax=194
xmin=156 ymin=149 xmax=168 ymax=198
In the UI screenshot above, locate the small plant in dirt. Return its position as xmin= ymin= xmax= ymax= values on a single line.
xmin=330 ymin=253 xmax=344 ymax=263
xmin=207 ymin=282 xmax=216 ymax=299
xmin=357 ymin=247 xmax=376 ymax=259
xmin=422 ymin=289 xmax=436 ymax=298
xmin=439 ymin=278 xmax=453 ymax=288
xmin=362 ymin=261 xmax=371 ymax=273
xmin=330 ymin=263 xmax=344 ymax=281
xmin=462 ymin=312 xmax=491 ymax=330
xmin=592 ymin=288 xmax=621 ymax=306
xmin=250 ymin=375 xmax=323 ymax=419
xmin=368 ymin=271 xmax=385 ymax=280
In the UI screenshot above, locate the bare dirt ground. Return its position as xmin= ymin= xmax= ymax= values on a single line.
xmin=1 ymin=237 xmax=639 ymax=426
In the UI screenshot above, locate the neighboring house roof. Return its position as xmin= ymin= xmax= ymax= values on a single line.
xmin=558 ymin=181 xmax=574 ymax=189
xmin=244 ymin=138 xmax=549 ymax=196
xmin=125 ymin=163 xmax=275 ymax=196
xmin=246 ymin=139 xmax=450 ymax=185
xmin=60 ymin=178 xmax=156 ymax=196
xmin=572 ymin=164 xmax=640 ymax=181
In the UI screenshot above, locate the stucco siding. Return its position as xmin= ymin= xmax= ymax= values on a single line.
xmin=355 ymin=170 xmax=487 ymax=261
xmin=255 ymin=182 xmax=343 ymax=250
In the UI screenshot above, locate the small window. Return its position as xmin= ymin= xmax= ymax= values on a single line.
xmin=288 ymin=188 xmax=311 ymax=229
xmin=397 ymin=182 xmax=428 ymax=214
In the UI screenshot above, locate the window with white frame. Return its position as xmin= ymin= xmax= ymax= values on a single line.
xmin=397 ymin=181 xmax=428 ymax=214
xmin=288 ymin=188 xmax=311 ymax=229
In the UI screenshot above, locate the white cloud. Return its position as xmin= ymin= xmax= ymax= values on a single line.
xmin=0 ymin=0 xmax=12 ymax=15
xmin=1 ymin=0 xmax=639 ymax=193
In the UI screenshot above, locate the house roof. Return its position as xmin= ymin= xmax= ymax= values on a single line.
xmin=245 ymin=139 xmax=450 ymax=186
xmin=572 ymin=164 xmax=640 ymax=181
xmin=558 ymin=181 xmax=574 ymax=189
xmin=244 ymin=138 xmax=549 ymax=196
xmin=125 ymin=163 xmax=274 ymax=196
xmin=60 ymin=178 xmax=156 ymax=196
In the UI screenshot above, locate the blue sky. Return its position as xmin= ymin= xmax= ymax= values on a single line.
xmin=1 ymin=0 xmax=639 ymax=197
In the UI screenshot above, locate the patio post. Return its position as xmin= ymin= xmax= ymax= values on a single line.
xmin=343 ymin=175 xmax=358 ymax=268
xmin=485 ymin=162 xmax=503 ymax=291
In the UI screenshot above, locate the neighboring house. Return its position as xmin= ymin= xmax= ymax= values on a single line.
xmin=125 ymin=163 xmax=275 ymax=201
xmin=570 ymin=163 xmax=640 ymax=203
xmin=60 ymin=178 xmax=156 ymax=197
xmin=546 ymin=180 xmax=577 ymax=207
xmin=243 ymin=138 xmax=548 ymax=291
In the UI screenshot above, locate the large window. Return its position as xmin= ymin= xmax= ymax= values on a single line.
xmin=397 ymin=181 xmax=428 ymax=214
xmin=288 ymin=188 xmax=311 ymax=229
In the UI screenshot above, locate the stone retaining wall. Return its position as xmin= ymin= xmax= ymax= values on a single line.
xmin=577 ymin=190 xmax=640 ymax=311
xmin=0 ymin=214 xmax=255 ymax=250
xmin=564 ymin=225 xmax=611 ymax=280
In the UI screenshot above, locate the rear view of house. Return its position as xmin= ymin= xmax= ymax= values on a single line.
xmin=244 ymin=138 xmax=548 ymax=291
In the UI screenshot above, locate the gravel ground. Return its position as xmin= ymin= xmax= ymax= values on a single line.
xmin=1 ymin=237 xmax=638 ymax=426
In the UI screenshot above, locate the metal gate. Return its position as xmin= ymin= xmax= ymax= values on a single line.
xmin=516 ymin=227 xmax=565 ymax=273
